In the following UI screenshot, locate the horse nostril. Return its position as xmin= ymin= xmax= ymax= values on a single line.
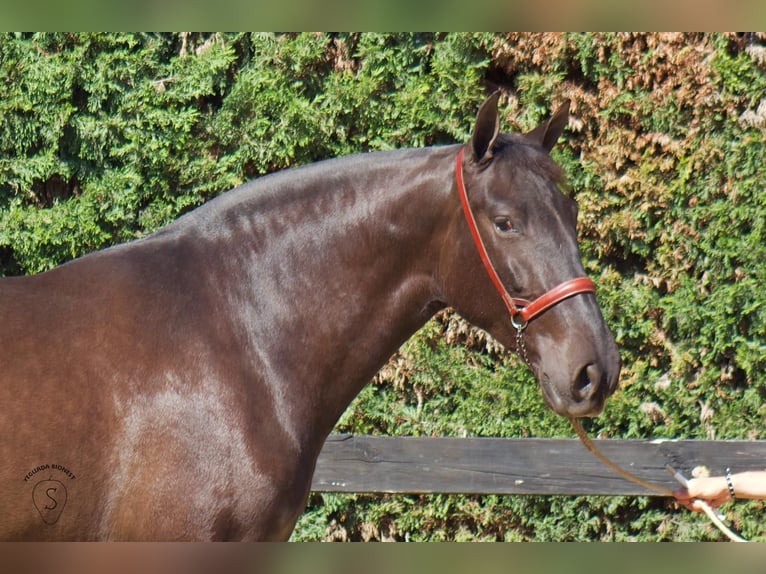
xmin=574 ymin=363 xmax=602 ymax=401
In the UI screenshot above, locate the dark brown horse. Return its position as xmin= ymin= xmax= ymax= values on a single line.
xmin=0 ymin=93 xmax=620 ymax=541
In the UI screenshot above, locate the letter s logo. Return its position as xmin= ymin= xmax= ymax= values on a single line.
xmin=45 ymin=487 xmax=58 ymax=510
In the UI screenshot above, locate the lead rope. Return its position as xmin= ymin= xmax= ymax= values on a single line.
xmin=569 ymin=418 xmax=748 ymax=542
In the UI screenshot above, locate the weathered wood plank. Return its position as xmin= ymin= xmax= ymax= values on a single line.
xmin=311 ymin=435 xmax=766 ymax=496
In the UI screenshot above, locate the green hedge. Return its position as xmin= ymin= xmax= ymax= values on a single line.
xmin=2 ymin=33 xmax=765 ymax=541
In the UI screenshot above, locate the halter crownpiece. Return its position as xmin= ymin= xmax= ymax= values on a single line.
xmin=455 ymin=147 xmax=596 ymax=331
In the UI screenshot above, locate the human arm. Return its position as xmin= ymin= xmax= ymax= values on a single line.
xmin=674 ymin=469 xmax=766 ymax=512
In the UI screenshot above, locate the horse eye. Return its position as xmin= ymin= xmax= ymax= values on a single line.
xmin=494 ymin=216 xmax=515 ymax=234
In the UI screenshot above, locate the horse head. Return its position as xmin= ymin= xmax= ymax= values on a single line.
xmin=441 ymin=93 xmax=621 ymax=418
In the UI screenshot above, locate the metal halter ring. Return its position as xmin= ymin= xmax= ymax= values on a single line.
xmin=511 ymin=313 xmax=528 ymax=332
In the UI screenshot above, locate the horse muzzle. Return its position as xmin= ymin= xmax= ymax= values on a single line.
xmin=538 ymin=351 xmax=621 ymax=418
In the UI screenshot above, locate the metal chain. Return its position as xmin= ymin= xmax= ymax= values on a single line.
xmin=515 ymin=326 xmax=530 ymax=367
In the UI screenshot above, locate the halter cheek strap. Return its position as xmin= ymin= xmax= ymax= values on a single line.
xmin=455 ymin=147 xmax=596 ymax=331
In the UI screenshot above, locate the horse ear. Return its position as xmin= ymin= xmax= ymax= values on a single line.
xmin=525 ymin=100 xmax=570 ymax=153
xmin=470 ymin=91 xmax=501 ymax=164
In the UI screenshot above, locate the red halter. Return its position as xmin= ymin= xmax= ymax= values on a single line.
xmin=456 ymin=148 xmax=596 ymax=331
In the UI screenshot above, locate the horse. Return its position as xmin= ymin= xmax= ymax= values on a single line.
xmin=0 ymin=92 xmax=621 ymax=541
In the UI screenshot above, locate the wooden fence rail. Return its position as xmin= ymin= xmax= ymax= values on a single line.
xmin=311 ymin=435 xmax=766 ymax=496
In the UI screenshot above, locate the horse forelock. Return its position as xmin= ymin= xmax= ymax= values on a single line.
xmin=492 ymin=134 xmax=567 ymax=189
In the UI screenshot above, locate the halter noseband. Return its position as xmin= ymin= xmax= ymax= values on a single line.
xmin=455 ymin=147 xmax=596 ymax=332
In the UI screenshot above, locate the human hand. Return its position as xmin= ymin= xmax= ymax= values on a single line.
xmin=674 ymin=476 xmax=731 ymax=513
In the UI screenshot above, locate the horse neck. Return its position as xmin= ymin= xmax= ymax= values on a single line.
xmin=208 ymin=145 xmax=460 ymax=446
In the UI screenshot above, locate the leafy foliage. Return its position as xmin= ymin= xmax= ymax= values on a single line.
xmin=2 ymin=33 xmax=766 ymax=541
